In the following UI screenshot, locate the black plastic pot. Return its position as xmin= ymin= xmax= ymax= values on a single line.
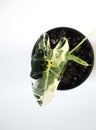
xmin=47 ymin=27 xmax=94 ymax=90
xmin=32 ymin=27 xmax=94 ymax=90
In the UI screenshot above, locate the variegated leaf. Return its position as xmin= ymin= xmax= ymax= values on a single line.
xmin=30 ymin=33 xmax=69 ymax=106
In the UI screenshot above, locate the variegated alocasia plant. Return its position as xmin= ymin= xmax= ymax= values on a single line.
xmin=30 ymin=32 xmax=90 ymax=106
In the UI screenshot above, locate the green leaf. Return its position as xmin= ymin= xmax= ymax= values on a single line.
xmin=30 ymin=33 xmax=69 ymax=106
xmin=68 ymin=54 xmax=90 ymax=66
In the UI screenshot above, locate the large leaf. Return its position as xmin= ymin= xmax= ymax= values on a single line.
xmin=30 ymin=33 xmax=69 ymax=106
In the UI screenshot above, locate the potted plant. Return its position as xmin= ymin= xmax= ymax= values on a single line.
xmin=30 ymin=27 xmax=94 ymax=106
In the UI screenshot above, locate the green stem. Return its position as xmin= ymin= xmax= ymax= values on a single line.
xmin=69 ymin=29 xmax=96 ymax=54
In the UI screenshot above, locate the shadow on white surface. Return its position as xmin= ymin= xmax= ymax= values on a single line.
xmin=89 ymin=37 xmax=96 ymax=81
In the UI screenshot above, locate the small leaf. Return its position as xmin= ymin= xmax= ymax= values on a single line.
xmin=68 ymin=54 xmax=90 ymax=66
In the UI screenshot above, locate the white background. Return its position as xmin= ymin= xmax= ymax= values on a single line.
xmin=0 ymin=0 xmax=96 ymax=130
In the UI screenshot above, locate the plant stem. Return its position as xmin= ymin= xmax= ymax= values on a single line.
xmin=69 ymin=29 xmax=96 ymax=54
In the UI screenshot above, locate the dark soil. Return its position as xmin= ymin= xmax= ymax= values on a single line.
xmin=47 ymin=27 xmax=94 ymax=90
